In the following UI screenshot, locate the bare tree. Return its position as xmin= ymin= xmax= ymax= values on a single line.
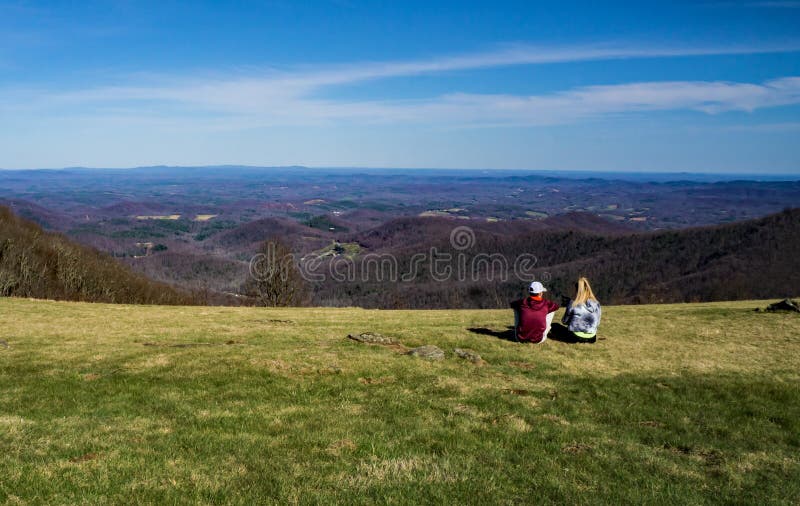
xmin=246 ymin=239 xmax=307 ymax=307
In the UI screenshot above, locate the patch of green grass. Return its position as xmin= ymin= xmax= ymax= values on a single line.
xmin=0 ymin=299 xmax=798 ymax=504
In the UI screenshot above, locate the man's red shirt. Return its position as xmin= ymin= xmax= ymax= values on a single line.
xmin=510 ymin=296 xmax=559 ymax=343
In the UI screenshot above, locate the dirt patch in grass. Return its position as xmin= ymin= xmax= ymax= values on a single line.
xmin=327 ymin=439 xmax=357 ymax=456
xmin=663 ymin=444 xmax=725 ymax=467
xmin=502 ymin=388 xmax=532 ymax=396
xmin=245 ymin=318 xmax=296 ymax=324
xmin=383 ymin=343 xmax=409 ymax=353
xmin=663 ymin=443 xmax=693 ymax=455
xmin=562 ymin=443 xmax=593 ymax=454
xmin=698 ymin=449 xmax=725 ymax=468
xmin=358 ymin=376 xmax=395 ymax=385
xmin=508 ymin=361 xmax=536 ymax=370
xmin=69 ymin=453 xmax=99 ymax=463
xmin=540 ymin=414 xmax=570 ymax=425
xmin=142 ymin=341 xmax=243 ymax=348
xmin=491 ymin=414 xmax=531 ymax=432
xmin=299 ymin=365 xmax=342 ymax=375
xmin=345 ymin=457 xmax=462 ymax=487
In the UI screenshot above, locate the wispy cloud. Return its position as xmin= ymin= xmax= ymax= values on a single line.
xmin=726 ymin=121 xmax=800 ymax=131
xmin=4 ymin=43 xmax=800 ymax=129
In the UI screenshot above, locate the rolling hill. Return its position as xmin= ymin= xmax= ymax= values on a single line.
xmin=315 ymin=208 xmax=800 ymax=308
xmin=211 ymin=217 xmax=331 ymax=254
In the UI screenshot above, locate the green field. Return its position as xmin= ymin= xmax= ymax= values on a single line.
xmin=1 ymin=298 xmax=799 ymax=504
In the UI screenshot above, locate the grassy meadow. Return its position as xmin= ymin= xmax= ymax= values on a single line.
xmin=1 ymin=297 xmax=799 ymax=504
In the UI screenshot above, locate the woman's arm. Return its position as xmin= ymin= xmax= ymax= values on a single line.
xmin=561 ymin=300 xmax=573 ymax=325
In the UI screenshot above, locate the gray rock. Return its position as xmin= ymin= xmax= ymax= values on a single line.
xmin=405 ymin=345 xmax=445 ymax=360
xmin=454 ymin=348 xmax=486 ymax=365
xmin=0 ymin=340 xmax=7 ymax=349
xmin=347 ymin=332 xmax=399 ymax=345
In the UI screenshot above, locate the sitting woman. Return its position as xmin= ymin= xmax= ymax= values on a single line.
xmin=552 ymin=277 xmax=602 ymax=343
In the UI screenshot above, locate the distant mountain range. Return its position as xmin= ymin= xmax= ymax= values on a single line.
xmin=1 ymin=203 xmax=797 ymax=308
xmin=0 ymin=167 xmax=798 ymax=307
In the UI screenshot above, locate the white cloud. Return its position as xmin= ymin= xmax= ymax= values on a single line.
xmin=3 ymin=43 xmax=800 ymax=129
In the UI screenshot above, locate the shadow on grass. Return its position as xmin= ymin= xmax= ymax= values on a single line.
xmin=546 ymin=323 xmax=597 ymax=344
xmin=468 ymin=323 xmax=600 ymax=345
xmin=467 ymin=326 xmax=517 ymax=342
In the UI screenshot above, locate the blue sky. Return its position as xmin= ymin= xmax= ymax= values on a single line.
xmin=1 ymin=1 xmax=800 ymax=172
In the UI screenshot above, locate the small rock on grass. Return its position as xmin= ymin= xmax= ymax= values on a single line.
xmin=347 ymin=332 xmax=399 ymax=345
xmin=405 ymin=345 xmax=445 ymax=360
xmin=0 ymin=340 xmax=8 ymax=349
xmin=454 ymin=348 xmax=486 ymax=365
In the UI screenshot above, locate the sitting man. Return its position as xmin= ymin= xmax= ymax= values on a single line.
xmin=510 ymin=281 xmax=559 ymax=344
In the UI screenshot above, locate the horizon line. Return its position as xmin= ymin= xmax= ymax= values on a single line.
xmin=1 ymin=164 xmax=799 ymax=178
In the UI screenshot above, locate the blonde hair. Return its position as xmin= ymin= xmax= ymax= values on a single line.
xmin=573 ymin=277 xmax=598 ymax=306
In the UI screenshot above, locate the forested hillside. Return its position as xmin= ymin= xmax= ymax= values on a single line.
xmin=0 ymin=206 xmax=195 ymax=305
xmin=315 ymin=208 xmax=800 ymax=308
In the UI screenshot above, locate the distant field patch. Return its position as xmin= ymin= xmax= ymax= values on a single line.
xmin=419 ymin=210 xmax=452 ymax=217
xmin=136 ymin=214 xmax=180 ymax=220
xmin=193 ymin=214 xmax=218 ymax=221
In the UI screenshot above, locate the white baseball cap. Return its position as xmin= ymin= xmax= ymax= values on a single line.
xmin=528 ymin=281 xmax=547 ymax=294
